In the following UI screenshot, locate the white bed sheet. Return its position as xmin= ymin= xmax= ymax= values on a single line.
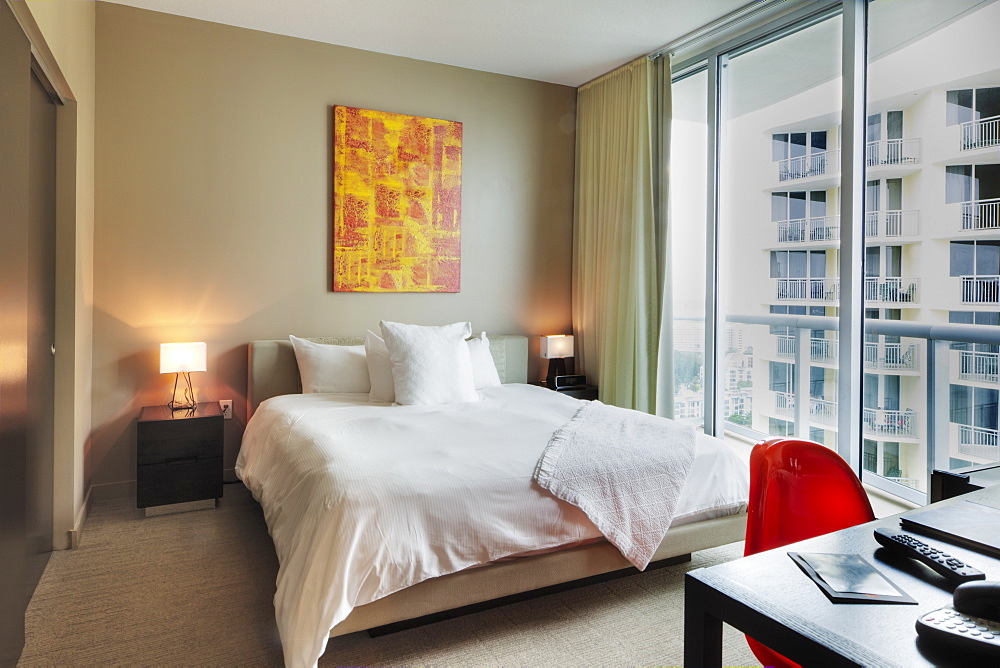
xmin=236 ymin=383 xmax=748 ymax=667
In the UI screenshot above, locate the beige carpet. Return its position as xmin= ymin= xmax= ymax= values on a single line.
xmin=19 ymin=484 xmax=759 ymax=667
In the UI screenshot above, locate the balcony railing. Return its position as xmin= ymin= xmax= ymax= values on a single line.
xmin=961 ymin=276 xmax=1000 ymax=304
xmin=809 ymin=398 xmax=838 ymax=426
xmin=772 ymin=391 xmax=838 ymax=426
xmin=774 ymin=335 xmax=839 ymax=364
xmin=863 ymin=408 xmax=917 ymax=438
xmin=863 ymin=276 xmax=919 ymax=304
xmin=775 ymin=335 xmax=795 ymax=359
xmin=960 ymin=198 xmax=1000 ymax=231
xmin=865 ymin=138 xmax=921 ymax=166
xmin=961 ymin=115 xmax=1000 ymax=151
xmin=776 ymin=277 xmax=839 ymax=302
xmin=864 ymin=342 xmax=919 ymax=371
xmin=811 ymin=337 xmax=838 ymax=364
xmin=958 ymin=424 xmax=999 ymax=461
xmin=959 ymin=350 xmax=999 ymax=383
xmin=776 ymin=216 xmax=840 ymax=244
xmin=722 ymin=313 xmax=1000 ymax=503
xmin=864 ymin=209 xmax=919 ymax=238
xmin=778 ymin=149 xmax=840 ymax=182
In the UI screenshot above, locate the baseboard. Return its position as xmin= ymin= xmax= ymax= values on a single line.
xmin=68 ymin=486 xmax=93 ymax=549
xmin=224 ymin=467 xmax=238 ymax=483
xmin=90 ymin=479 xmax=137 ymax=501
xmin=55 ymin=485 xmax=93 ymax=550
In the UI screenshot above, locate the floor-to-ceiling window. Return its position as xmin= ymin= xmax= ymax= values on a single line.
xmin=667 ymin=68 xmax=708 ymax=423
xmin=717 ymin=7 xmax=842 ymax=450
xmin=667 ymin=0 xmax=1000 ymax=504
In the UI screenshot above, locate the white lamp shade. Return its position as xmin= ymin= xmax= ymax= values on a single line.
xmin=540 ymin=335 xmax=574 ymax=359
xmin=160 ymin=342 xmax=207 ymax=374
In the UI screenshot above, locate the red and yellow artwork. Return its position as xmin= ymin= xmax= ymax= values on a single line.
xmin=333 ymin=106 xmax=462 ymax=292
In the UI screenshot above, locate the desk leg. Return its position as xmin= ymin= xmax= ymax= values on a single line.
xmin=684 ymin=574 xmax=722 ymax=667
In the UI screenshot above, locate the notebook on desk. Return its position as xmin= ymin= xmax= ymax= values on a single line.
xmin=900 ymin=499 xmax=1000 ymax=558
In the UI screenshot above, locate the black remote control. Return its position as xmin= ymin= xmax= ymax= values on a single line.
xmin=916 ymin=606 xmax=1000 ymax=657
xmin=874 ymin=527 xmax=986 ymax=584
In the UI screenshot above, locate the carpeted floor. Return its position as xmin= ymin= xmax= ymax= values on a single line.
xmin=19 ymin=484 xmax=759 ymax=666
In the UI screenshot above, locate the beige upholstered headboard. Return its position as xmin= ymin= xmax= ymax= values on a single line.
xmin=247 ymin=335 xmax=529 ymax=416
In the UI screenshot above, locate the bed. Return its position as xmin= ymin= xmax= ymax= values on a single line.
xmin=238 ymin=334 xmax=748 ymax=667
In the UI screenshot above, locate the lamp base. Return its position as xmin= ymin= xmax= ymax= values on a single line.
xmin=168 ymin=371 xmax=198 ymax=411
xmin=545 ymin=358 xmax=568 ymax=389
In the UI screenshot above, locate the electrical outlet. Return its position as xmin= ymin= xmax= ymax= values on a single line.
xmin=219 ymin=400 xmax=233 ymax=420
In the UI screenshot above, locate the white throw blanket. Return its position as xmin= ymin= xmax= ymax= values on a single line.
xmin=533 ymin=401 xmax=697 ymax=570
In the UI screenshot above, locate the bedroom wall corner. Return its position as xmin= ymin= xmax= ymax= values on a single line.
xmin=91 ymin=3 xmax=576 ymax=493
xmin=21 ymin=0 xmax=97 ymax=549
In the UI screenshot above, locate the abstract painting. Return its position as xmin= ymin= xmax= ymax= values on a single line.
xmin=333 ymin=106 xmax=462 ymax=292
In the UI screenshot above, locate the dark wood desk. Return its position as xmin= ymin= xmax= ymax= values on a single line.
xmin=684 ymin=485 xmax=1000 ymax=667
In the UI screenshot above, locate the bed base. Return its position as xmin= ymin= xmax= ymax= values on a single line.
xmin=331 ymin=511 xmax=746 ymax=638
xmin=366 ymin=552 xmax=692 ymax=637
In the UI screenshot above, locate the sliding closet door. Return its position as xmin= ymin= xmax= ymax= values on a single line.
xmin=24 ymin=67 xmax=57 ymax=600
xmin=0 ymin=0 xmax=32 ymax=662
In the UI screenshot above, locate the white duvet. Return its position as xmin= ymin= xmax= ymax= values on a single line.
xmin=236 ymin=384 xmax=748 ymax=667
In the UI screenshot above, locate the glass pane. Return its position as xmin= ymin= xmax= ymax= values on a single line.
xmin=975 ymin=87 xmax=1000 ymax=120
xmin=951 ymin=241 xmax=975 ymax=276
xmin=720 ymin=10 xmax=841 ymax=444
xmin=868 ymin=0 xmax=1000 ymax=497
xmin=978 ymin=164 xmax=1000 ymax=200
xmin=667 ymin=68 xmax=708 ymax=424
xmin=946 ymin=165 xmax=973 ymax=203
xmin=887 ymin=111 xmax=904 ymax=140
xmin=946 ymin=89 xmax=973 ymax=126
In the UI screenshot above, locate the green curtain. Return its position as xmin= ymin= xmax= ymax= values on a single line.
xmin=573 ymin=55 xmax=672 ymax=413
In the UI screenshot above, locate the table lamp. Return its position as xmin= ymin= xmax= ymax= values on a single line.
xmin=540 ymin=334 xmax=574 ymax=389
xmin=160 ymin=342 xmax=206 ymax=410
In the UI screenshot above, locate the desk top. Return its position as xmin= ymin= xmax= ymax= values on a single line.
xmin=689 ymin=485 xmax=1000 ymax=667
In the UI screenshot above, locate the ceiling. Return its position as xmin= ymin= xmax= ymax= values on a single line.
xmin=103 ymin=0 xmax=751 ymax=87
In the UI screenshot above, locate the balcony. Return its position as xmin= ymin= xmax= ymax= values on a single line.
xmin=957 ymin=424 xmax=999 ymax=462
xmin=961 ymin=276 xmax=1000 ymax=304
xmin=777 ymin=149 xmax=840 ymax=182
xmin=774 ymin=335 xmax=838 ymax=364
xmin=960 ymin=198 xmax=1000 ymax=231
xmin=865 ymin=138 xmax=921 ymax=166
xmin=863 ymin=277 xmax=919 ymax=304
xmin=864 ymin=342 xmax=919 ymax=371
xmin=776 ymin=216 xmax=840 ymax=245
xmin=863 ymin=408 xmax=918 ymax=439
xmin=772 ymin=391 xmax=838 ymax=426
xmin=959 ymin=350 xmax=999 ymax=383
xmin=775 ymin=277 xmax=839 ymax=302
xmin=864 ymin=210 xmax=919 ymax=240
xmin=961 ymin=115 xmax=1000 ymax=151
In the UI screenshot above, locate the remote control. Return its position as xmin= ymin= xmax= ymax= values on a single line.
xmin=874 ymin=527 xmax=985 ymax=584
xmin=916 ymin=606 xmax=1000 ymax=657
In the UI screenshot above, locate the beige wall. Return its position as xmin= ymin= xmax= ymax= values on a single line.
xmin=23 ymin=0 xmax=96 ymax=548
xmin=92 ymin=3 xmax=576 ymax=491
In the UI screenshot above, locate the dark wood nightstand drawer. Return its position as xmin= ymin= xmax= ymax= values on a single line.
xmin=137 ymin=457 xmax=222 ymax=508
xmin=137 ymin=417 xmax=222 ymax=464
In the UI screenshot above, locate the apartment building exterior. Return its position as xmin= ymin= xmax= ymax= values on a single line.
xmin=718 ymin=3 xmax=999 ymax=496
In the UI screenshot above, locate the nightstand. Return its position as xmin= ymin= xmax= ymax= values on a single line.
xmin=137 ymin=402 xmax=223 ymax=512
xmin=530 ymin=382 xmax=599 ymax=401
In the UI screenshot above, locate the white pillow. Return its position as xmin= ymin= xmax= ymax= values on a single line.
xmin=379 ymin=320 xmax=479 ymax=405
xmin=467 ymin=332 xmax=501 ymax=389
xmin=365 ymin=330 xmax=395 ymax=403
xmin=289 ymin=335 xmax=370 ymax=394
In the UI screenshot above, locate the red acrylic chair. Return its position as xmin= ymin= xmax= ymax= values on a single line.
xmin=743 ymin=438 xmax=875 ymax=668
